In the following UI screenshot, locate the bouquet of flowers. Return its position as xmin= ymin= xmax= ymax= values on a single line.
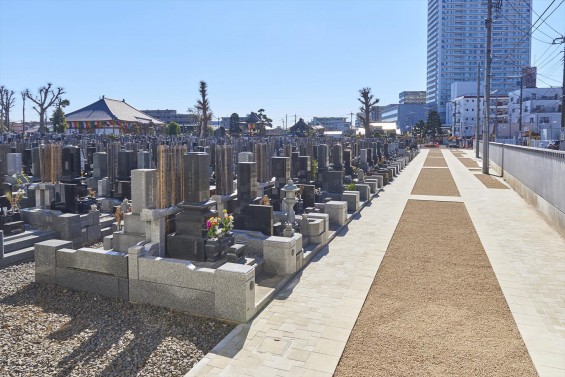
xmin=206 ymin=210 xmax=234 ymax=239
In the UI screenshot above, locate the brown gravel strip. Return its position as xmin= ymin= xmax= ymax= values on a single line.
xmin=423 ymin=157 xmax=448 ymax=167
xmin=0 ymin=262 xmax=234 ymax=376
xmin=411 ymin=168 xmax=460 ymax=196
xmin=334 ymin=200 xmax=536 ymax=377
xmin=458 ymin=158 xmax=480 ymax=168
xmin=474 ymin=174 xmax=509 ymax=189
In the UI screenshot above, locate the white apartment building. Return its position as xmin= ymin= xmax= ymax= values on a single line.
xmin=446 ymin=94 xmax=509 ymax=138
xmin=508 ymin=87 xmax=563 ymax=138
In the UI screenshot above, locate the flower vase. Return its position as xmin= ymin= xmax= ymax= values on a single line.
xmin=204 ymin=232 xmax=235 ymax=262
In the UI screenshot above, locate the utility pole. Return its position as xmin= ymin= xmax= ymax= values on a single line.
xmin=476 ymin=63 xmax=481 ymax=157
xmin=294 ymin=114 xmax=297 ymax=125
xmin=285 ymin=114 xmax=288 ymax=130
xmin=553 ymin=37 xmax=565 ymax=140
xmin=483 ymin=0 xmax=492 ymax=174
xmin=518 ymin=76 xmax=523 ymax=134
xmin=350 ymin=112 xmax=354 ymax=127
xmin=453 ymin=101 xmax=457 ymax=138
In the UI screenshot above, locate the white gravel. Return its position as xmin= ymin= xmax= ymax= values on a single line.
xmin=0 ymin=262 xmax=234 ymax=377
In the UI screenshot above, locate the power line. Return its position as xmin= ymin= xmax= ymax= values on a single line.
xmin=530 ymin=0 xmax=565 ymax=37
xmin=495 ymin=0 xmax=560 ymax=63
xmin=520 ymin=0 xmax=564 ymax=36
xmin=502 ymin=0 xmax=555 ymax=41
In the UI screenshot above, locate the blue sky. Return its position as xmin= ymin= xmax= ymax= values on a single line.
xmin=0 ymin=0 xmax=563 ymax=125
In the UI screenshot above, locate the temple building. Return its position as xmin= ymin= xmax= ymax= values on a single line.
xmin=65 ymin=97 xmax=164 ymax=134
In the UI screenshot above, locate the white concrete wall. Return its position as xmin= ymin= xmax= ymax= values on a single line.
xmin=480 ymin=141 xmax=565 ymax=236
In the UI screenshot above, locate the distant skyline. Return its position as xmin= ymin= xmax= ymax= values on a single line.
xmin=0 ymin=0 xmax=563 ymax=126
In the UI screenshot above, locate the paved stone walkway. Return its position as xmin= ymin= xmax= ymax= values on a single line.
xmin=187 ymin=149 xmax=565 ymax=377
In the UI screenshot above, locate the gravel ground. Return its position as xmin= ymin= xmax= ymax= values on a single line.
xmin=411 ymin=168 xmax=460 ymax=197
xmin=457 ymin=157 xmax=480 ymax=168
xmin=423 ymin=157 xmax=448 ymax=167
xmin=334 ymin=200 xmax=537 ymax=377
xmin=474 ymin=173 xmax=509 ymax=189
xmin=0 ymin=262 xmax=234 ymax=377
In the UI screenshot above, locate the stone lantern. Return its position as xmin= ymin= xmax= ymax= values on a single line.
xmin=280 ymin=179 xmax=299 ymax=237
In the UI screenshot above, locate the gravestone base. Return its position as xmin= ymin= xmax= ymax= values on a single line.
xmin=165 ymin=201 xmax=215 ymax=261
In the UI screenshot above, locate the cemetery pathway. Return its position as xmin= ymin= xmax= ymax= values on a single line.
xmin=187 ymin=148 xmax=565 ymax=377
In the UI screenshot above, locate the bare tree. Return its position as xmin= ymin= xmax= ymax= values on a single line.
xmin=25 ymin=83 xmax=65 ymax=134
xmin=0 ymin=86 xmax=16 ymax=133
xmin=357 ymin=87 xmax=379 ymax=137
xmin=21 ymin=90 xmax=27 ymax=134
xmin=195 ymin=81 xmax=212 ymax=138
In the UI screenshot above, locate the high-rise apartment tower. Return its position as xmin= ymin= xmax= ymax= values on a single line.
xmin=426 ymin=0 xmax=532 ymax=122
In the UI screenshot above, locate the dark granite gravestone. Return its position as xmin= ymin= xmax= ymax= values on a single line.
xmin=384 ymin=143 xmax=390 ymax=159
xmin=291 ymin=151 xmax=300 ymax=179
xmin=235 ymin=204 xmax=273 ymax=236
xmin=117 ymin=150 xmax=136 ymax=180
xmin=137 ymin=151 xmax=151 ymax=169
xmin=377 ymin=141 xmax=383 ymax=161
xmin=93 ymin=152 xmax=108 ymax=179
xmin=343 ymin=149 xmax=353 ymax=176
xmin=0 ymin=195 xmax=11 ymax=211
xmin=61 ymin=146 xmax=82 ymax=182
xmin=366 ymin=148 xmax=373 ymax=166
xmin=332 ymin=144 xmax=343 ymax=171
xmin=318 ymin=144 xmax=329 ymax=172
xmin=31 ymin=147 xmax=40 ymax=178
xmin=298 ymin=156 xmax=311 ymax=183
xmin=312 ymin=145 xmax=319 ymax=160
xmin=22 ymin=149 xmax=32 ymax=175
xmin=0 ymin=144 xmax=10 ymax=178
xmin=237 ymin=161 xmax=258 ymax=209
xmin=271 ymin=156 xmax=290 ymax=211
xmin=321 ymin=171 xmax=344 ymax=194
xmin=299 ymin=184 xmax=316 ymax=208
xmin=1 ymin=183 xmax=12 ymax=197
xmin=86 ymin=146 xmax=97 ymax=166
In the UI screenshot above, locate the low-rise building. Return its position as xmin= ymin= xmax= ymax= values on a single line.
xmin=508 ymin=87 xmax=562 ymax=138
xmin=140 ymin=109 xmax=198 ymax=126
xmin=381 ymin=104 xmax=427 ymax=134
xmin=310 ymin=117 xmax=351 ymax=131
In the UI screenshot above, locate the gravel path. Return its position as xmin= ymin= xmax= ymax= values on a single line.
xmin=457 ymin=157 xmax=480 ymax=168
xmin=474 ymin=173 xmax=509 ymax=189
xmin=0 ymin=262 xmax=234 ymax=377
xmin=334 ymin=200 xmax=537 ymax=377
xmin=423 ymin=157 xmax=448 ymax=167
xmin=411 ymin=168 xmax=460 ymax=197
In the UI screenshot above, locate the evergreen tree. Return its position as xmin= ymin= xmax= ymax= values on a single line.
xmin=166 ymin=121 xmax=180 ymax=136
xmin=50 ymin=99 xmax=70 ymax=133
xmin=426 ymin=110 xmax=442 ymax=139
xmin=229 ymin=113 xmax=241 ymax=134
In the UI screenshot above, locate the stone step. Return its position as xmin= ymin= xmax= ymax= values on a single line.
xmin=254 ymin=272 xmax=290 ymax=310
xmin=4 ymin=229 xmax=41 ymax=242
xmin=99 ymin=216 xmax=115 ymax=228
xmin=4 ymin=231 xmax=55 ymax=253
xmin=101 ymin=227 xmax=113 ymax=238
xmin=0 ymin=246 xmax=35 ymax=267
